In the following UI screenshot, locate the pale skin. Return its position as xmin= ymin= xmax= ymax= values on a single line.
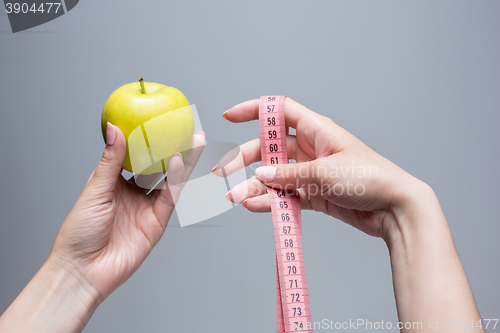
xmin=214 ymin=97 xmax=484 ymax=332
xmin=0 ymin=123 xmax=206 ymax=332
xmin=0 ymin=98 xmax=484 ymax=332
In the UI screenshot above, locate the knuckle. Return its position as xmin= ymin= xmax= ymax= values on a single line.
xmin=158 ymin=191 xmax=175 ymax=210
xmin=309 ymin=159 xmax=324 ymax=184
xmin=99 ymin=150 xmax=116 ymax=168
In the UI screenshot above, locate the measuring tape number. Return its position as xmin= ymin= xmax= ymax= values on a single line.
xmin=259 ymin=96 xmax=313 ymax=333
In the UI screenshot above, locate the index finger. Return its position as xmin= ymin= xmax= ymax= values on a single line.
xmin=223 ymin=97 xmax=324 ymax=129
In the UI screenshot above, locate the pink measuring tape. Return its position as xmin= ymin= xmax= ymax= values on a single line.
xmin=259 ymin=96 xmax=313 ymax=332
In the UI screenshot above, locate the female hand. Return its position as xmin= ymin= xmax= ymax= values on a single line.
xmin=50 ymin=123 xmax=205 ymax=300
xmin=0 ymin=123 xmax=205 ymax=333
xmin=214 ymin=97 xmax=427 ymax=240
xmin=214 ymin=97 xmax=483 ymax=332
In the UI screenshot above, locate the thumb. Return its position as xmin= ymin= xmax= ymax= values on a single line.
xmin=255 ymin=160 xmax=321 ymax=191
xmin=89 ymin=122 xmax=127 ymax=193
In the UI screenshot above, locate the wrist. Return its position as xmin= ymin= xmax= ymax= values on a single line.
xmin=383 ymin=176 xmax=449 ymax=254
xmin=0 ymin=255 xmax=102 ymax=333
xmin=380 ymin=177 xmax=482 ymax=327
xmin=35 ymin=256 xmax=102 ymax=331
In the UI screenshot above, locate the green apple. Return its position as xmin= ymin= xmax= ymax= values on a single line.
xmin=102 ymin=78 xmax=194 ymax=175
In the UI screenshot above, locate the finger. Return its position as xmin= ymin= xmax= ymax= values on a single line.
xmin=254 ymin=159 xmax=324 ymax=190
xmin=242 ymin=188 xmax=314 ymax=213
xmin=222 ymin=99 xmax=259 ymax=123
xmin=153 ymin=153 xmax=185 ymax=229
xmin=223 ymin=97 xmax=325 ymax=129
xmin=148 ymin=131 xmax=205 ymax=199
xmin=212 ymin=135 xmax=298 ymax=177
xmin=242 ymin=194 xmax=270 ymax=213
xmin=244 ymin=187 xmax=364 ymax=231
xmin=183 ymin=132 xmax=205 ymax=179
xmin=89 ymin=122 xmax=127 ymax=196
xmin=212 ymin=138 xmax=259 ymax=177
xmin=225 ymin=176 xmax=268 ymax=204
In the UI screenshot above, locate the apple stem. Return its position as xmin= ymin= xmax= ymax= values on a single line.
xmin=139 ymin=77 xmax=146 ymax=94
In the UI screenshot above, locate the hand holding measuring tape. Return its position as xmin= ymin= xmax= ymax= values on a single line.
xmin=218 ymin=96 xmax=483 ymax=332
xmin=219 ymin=96 xmax=417 ymax=242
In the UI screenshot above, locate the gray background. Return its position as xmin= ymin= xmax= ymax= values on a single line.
xmin=1 ymin=1 xmax=499 ymax=332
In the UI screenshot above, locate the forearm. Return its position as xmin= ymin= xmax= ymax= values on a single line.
xmin=385 ymin=182 xmax=483 ymax=332
xmin=0 ymin=257 xmax=101 ymax=333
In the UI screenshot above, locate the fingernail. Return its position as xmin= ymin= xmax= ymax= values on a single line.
xmin=226 ymin=183 xmax=248 ymax=204
xmin=255 ymin=166 xmax=277 ymax=183
xmin=197 ymin=131 xmax=205 ymax=137
xmin=225 ymin=190 xmax=233 ymax=202
xmin=222 ymin=110 xmax=229 ymax=120
xmin=106 ymin=122 xmax=116 ymax=146
xmin=174 ymin=152 xmax=183 ymax=161
xmin=212 ymin=164 xmax=218 ymax=172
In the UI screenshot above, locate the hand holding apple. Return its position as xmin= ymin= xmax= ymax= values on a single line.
xmin=0 ymin=97 xmax=205 ymax=332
